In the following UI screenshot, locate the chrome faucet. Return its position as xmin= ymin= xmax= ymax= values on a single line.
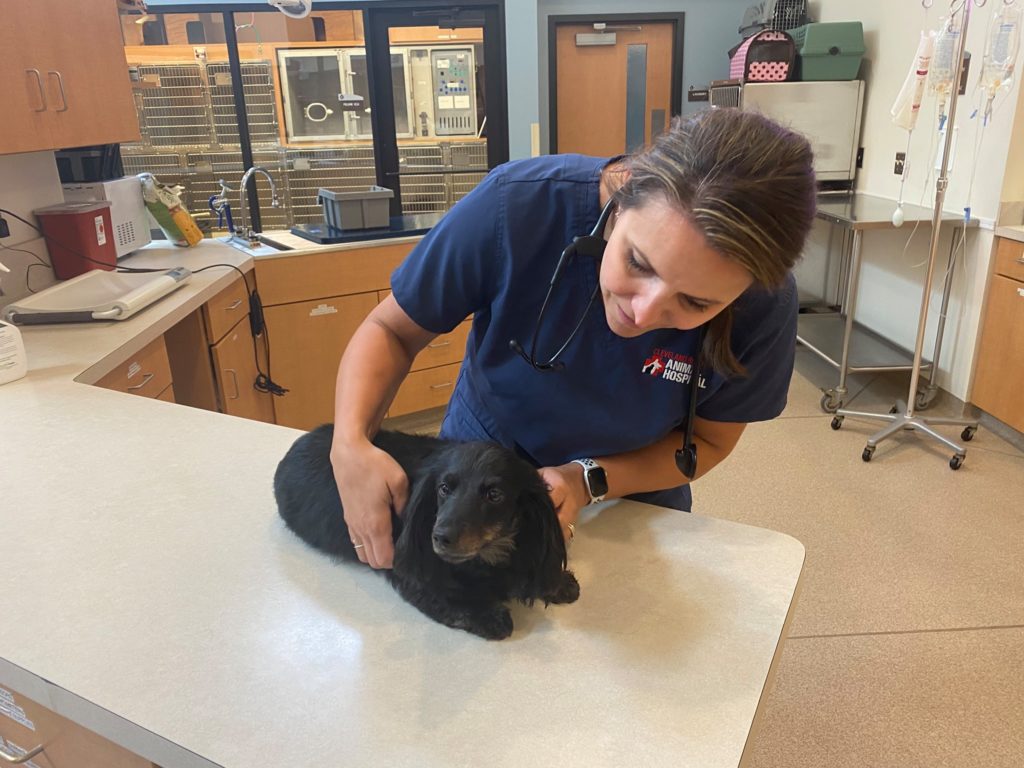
xmin=237 ymin=166 xmax=280 ymax=246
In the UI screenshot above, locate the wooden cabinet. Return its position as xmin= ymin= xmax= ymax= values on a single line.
xmin=0 ymin=0 xmax=140 ymax=155
xmin=95 ymin=335 xmax=174 ymax=401
xmin=263 ymin=293 xmax=379 ymax=430
xmin=0 ymin=683 xmax=155 ymax=768
xmin=256 ymin=240 xmax=470 ymax=430
xmin=971 ymin=238 xmax=1024 ymax=431
xmin=164 ymin=274 xmax=276 ymax=423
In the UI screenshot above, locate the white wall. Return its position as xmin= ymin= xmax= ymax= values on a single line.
xmin=812 ymin=0 xmax=1023 ymax=400
xmin=0 ymin=153 xmax=62 ymax=309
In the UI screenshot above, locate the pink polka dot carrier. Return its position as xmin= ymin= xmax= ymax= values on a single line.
xmin=729 ymin=30 xmax=796 ymax=82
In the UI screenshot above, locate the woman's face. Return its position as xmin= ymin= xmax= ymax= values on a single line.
xmin=599 ymin=197 xmax=754 ymax=337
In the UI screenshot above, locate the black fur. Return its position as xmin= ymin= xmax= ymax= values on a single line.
xmin=274 ymin=425 xmax=580 ymax=640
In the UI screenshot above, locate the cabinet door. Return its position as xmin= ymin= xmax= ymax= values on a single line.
xmin=0 ymin=0 xmax=139 ymax=156
xmin=0 ymin=683 xmax=153 ymax=768
xmin=971 ymin=273 xmax=1024 ymax=431
xmin=210 ymin=319 xmax=277 ymax=424
xmin=263 ymin=292 xmax=379 ymax=430
xmin=0 ymin=23 xmax=54 ymax=153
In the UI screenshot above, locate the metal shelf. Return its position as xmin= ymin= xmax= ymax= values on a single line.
xmin=797 ymin=312 xmax=932 ymax=374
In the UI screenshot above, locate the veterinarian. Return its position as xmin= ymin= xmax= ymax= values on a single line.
xmin=331 ymin=108 xmax=817 ymax=570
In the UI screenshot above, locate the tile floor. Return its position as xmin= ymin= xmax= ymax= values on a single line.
xmin=697 ymin=347 xmax=1024 ymax=768
xmin=387 ymin=347 xmax=1024 ymax=766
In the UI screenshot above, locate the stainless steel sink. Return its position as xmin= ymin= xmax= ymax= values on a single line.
xmin=223 ymin=235 xmax=293 ymax=257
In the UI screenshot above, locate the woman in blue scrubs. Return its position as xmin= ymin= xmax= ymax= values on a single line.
xmin=332 ymin=108 xmax=817 ymax=570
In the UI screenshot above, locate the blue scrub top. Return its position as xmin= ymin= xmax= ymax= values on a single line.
xmin=391 ymin=154 xmax=797 ymax=511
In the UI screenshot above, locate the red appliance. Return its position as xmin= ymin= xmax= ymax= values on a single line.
xmin=33 ymin=201 xmax=117 ymax=279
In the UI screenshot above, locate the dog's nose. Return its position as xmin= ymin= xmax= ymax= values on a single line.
xmin=432 ymin=529 xmax=454 ymax=550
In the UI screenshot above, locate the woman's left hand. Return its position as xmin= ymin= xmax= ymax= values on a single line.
xmin=538 ymin=463 xmax=589 ymax=545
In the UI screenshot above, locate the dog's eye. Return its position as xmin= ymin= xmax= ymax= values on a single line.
xmin=486 ymin=488 xmax=505 ymax=504
xmin=438 ymin=482 xmax=451 ymax=498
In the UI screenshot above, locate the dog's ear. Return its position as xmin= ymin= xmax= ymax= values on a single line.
xmin=392 ymin=465 xmax=442 ymax=580
xmin=513 ymin=482 xmax=568 ymax=603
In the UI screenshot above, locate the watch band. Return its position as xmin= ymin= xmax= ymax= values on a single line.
xmin=572 ymin=458 xmax=607 ymax=504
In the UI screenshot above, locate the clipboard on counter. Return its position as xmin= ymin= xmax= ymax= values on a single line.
xmin=2 ymin=267 xmax=192 ymax=325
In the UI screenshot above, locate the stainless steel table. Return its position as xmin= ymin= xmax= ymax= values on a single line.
xmin=802 ymin=193 xmax=972 ymax=412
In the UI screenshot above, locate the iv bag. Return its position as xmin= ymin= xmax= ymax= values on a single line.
xmin=980 ymin=3 xmax=1022 ymax=94
xmin=929 ymin=15 xmax=962 ymax=97
xmin=892 ymin=31 xmax=934 ymax=130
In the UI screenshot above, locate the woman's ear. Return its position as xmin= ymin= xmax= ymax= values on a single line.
xmin=514 ymin=484 xmax=568 ymax=602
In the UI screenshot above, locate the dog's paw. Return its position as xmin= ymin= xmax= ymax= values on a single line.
xmin=547 ymin=570 xmax=580 ymax=605
xmin=464 ymin=605 xmax=514 ymax=640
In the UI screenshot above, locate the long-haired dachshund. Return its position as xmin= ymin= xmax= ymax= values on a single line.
xmin=274 ymin=425 xmax=580 ymax=640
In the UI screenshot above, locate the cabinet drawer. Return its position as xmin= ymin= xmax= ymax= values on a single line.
xmin=971 ymin=273 xmax=1024 ymax=431
xmin=255 ymin=241 xmax=415 ymax=307
xmin=391 ymin=362 xmax=461 ymax=417
xmin=95 ymin=336 xmax=172 ymax=398
xmin=411 ymin=320 xmax=471 ymax=372
xmin=993 ymin=237 xmax=1024 ymax=282
xmin=0 ymin=683 xmax=152 ymax=768
xmin=156 ymin=383 xmax=176 ymax=403
xmin=203 ymin=275 xmax=250 ymax=343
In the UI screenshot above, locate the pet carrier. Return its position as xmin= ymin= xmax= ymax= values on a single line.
xmin=729 ymin=30 xmax=796 ymax=82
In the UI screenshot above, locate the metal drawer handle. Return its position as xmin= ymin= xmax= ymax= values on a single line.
xmin=429 ymin=381 xmax=453 ymax=390
xmin=427 ymin=340 xmax=451 ymax=349
xmin=226 ymin=368 xmax=240 ymax=399
xmin=26 ymin=69 xmax=46 ymax=111
xmin=226 ymin=298 xmax=244 ymax=310
xmin=126 ymin=372 xmax=155 ymax=391
xmin=48 ymin=70 xmax=68 ymax=112
xmin=1015 ymin=256 xmax=1024 ymax=265
xmin=0 ymin=743 xmax=45 ymax=764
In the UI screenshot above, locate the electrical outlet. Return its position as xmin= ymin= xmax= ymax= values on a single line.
xmin=894 ymin=152 xmax=906 ymax=176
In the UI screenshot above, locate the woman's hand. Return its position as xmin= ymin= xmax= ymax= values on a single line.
xmin=538 ymin=463 xmax=589 ymax=546
xmin=330 ymin=437 xmax=409 ymax=569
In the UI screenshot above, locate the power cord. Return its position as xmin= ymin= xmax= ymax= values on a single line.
xmin=0 ymin=206 xmax=287 ymax=397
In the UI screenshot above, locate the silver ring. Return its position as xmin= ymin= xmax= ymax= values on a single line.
xmin=353 ymin=543 xmax=364 ymax=550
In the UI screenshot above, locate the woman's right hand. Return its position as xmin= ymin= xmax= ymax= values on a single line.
xmin=330 ymin=437 xmax=410 ymax=570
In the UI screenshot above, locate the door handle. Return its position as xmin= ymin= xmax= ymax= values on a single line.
xmin=225 ymin=368 xmax=240 ymax=399
xmin=48 ymin=70 xmax=68 ymax=112
xmin=0 ymin=742 xmax=45 ymax=764
xmin=126 ymin=372 xmax=155 ymax=391
xmin=26 ymin=69 xmax=47 ymax=111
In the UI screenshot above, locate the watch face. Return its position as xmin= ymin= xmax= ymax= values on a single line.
xmin=586 ymin=465 xmax=609 ymax=498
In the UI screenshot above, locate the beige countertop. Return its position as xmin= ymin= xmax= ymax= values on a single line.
xmin=994 ymin=224 xmax=1024 ymax=244
xmin=0 ymin=239 xmax=804 ymax=768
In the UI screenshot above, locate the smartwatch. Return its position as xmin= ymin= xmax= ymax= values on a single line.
xmin=572 ymin=458 xmax=609 ymax=504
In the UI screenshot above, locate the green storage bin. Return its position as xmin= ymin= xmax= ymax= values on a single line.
xmin=789 ymin=22 xmax=865 ymax=81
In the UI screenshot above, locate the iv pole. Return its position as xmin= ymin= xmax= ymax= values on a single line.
xmin=832 ymin=0 xmax=981 ymax=470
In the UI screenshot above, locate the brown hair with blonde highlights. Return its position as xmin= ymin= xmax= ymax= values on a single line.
xmin=612 ymin=108 xmax=817 ymax=375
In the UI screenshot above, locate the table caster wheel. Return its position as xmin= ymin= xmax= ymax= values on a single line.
xmin=915 ymin=391 xmax=934 ymax=410
xmin=950 ymin=455 xmax=964 ymax=470
xmin=831 ymin=416 xmax=844 ymax=430
xmin=820 ymin=392 xmax=842 ymax=413
xmin=862 ymin=446 xmax=875 ymax=462
xmin=889 ymin=405 xmax=900 ymax=415
xmin=960 ymin=427 xmax=976 ymax=442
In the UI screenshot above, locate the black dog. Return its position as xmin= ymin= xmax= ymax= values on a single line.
xmin=274 ymin=425 xmax=580 ymax=640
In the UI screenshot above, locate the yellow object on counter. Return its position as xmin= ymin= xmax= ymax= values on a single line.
xmin=169 ymin=205 xmax=204 ymax=246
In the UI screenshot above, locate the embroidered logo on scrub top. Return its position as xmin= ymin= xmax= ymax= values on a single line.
xmin=642 ymin=348 xmax=704 ymax=387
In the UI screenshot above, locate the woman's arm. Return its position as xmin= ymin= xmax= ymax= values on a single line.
xmin=331 ymin=295 xmax=438 ymax=569
xmin=540 ymin=418 xmax=747 ymax=537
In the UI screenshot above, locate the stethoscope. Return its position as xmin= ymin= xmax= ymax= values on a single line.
xmin=508 ymin=198 xmax=706 ymax=480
